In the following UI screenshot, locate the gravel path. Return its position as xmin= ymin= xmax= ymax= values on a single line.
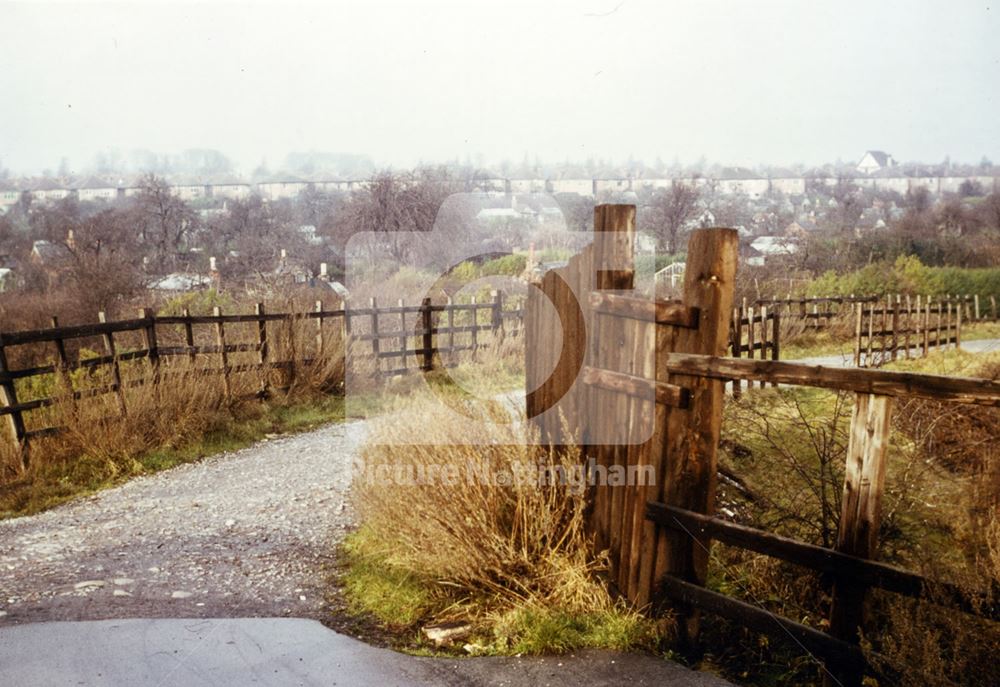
xmin=0 ymin=421 xmax=365 ymax=625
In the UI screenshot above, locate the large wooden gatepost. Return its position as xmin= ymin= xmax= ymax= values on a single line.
xmin=525 ymin=204 xmax=738 ymax=642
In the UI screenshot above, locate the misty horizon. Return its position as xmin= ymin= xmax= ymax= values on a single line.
xmin=3 ymin=0 xmax=998 ymax=177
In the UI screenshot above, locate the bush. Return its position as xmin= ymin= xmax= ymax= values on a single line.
xmin=480 ymin=253 xmax=527 ymax=277
xmin=806 ymin=256 xmax=1000 ymax=298
xmin=346 ymin=399 xmax=656 ymax=654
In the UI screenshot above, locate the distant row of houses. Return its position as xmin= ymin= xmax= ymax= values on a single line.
xmin=3 ymin=169 xmax=998 ymax=212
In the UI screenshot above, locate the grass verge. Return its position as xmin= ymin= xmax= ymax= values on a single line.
xmin=0 ymin=395 xmax=345 ymax=519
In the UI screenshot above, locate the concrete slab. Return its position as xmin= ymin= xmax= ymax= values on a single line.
xmin=0 ymin=618 xmax=734 ymax=686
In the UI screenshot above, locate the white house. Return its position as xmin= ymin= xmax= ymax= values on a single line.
xmin=857 ymin=151 xmax=896 ymax=175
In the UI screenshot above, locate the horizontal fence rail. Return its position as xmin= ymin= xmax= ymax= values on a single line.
xmin=0 ymin=293 xmax=524 ymax=464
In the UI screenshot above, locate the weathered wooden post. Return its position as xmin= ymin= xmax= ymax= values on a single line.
xmin=827 ymin=392 xmax=893 ymax=686
xmin=420 ymin=297 xmax=433 ymax=371
xmin=182 ymin=308 xmax=197 ymax=366
xmin=0 ymin=335 xmax=27 ymax=468
xmin=397 ymin=298 xmax=407 ymax=371
xmin=446 ymin=296 xmax=455 ymax=354
xmin=731 ymin=307 xmax=742 ymax=398
xmin=853 ymin=302 xmax=863 ymax=367
xmin=470 ymin=296 xmax=479 ymax=351
xmin=369 ymin=297 xmax=380 ymax=364
xmin=213 ymin=306 xmax=231 ymax=400
xmin=254 ymin=303 xmax=268 ymax=397
xmin=956 ymin=299 xmax=962 ymax=350
xmin=770 ymin=309 xmax=780 ymax=386
xmin=139 ymin=308 xmax=160 ymax=386
xmin=50 ymin=316 xmax=72 ymax=393
xmin=652 ymin=227 xmax=739 ymax=647
xmin=315 ymin=300 xmax=325 ymax=357
xmin=98 ymin=311 xmax=127 ymax=415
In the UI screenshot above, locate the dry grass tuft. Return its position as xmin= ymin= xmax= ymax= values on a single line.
xmin=347 ymin=398 xmax=655 ymax=653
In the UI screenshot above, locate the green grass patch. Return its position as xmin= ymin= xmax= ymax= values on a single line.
xmin=339 ymin=525 xmax=657 ymax=657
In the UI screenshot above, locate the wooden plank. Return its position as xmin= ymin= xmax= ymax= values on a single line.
xmin=827 ymin=393 xmax=893 ymax=687
xmin=1 ymin=317 xmax=150 ymax=346
xmin=591 ymin=206 xmax=638 ymax=592
xmin=646 ymin=502 xmax=995 ymax=618
xmin=589 ymin=292 xmax=699 ymax=328
xmin=657 ymin=574 xmax=866 ymax=672
xmin=581 ymin=366 xmax=688 ymax=409
xmin=661 ymin=353 xmax=1000 ymax=406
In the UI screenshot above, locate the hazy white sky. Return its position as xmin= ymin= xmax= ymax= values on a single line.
xmin=2 ymin=0 xmax=998 ymax=174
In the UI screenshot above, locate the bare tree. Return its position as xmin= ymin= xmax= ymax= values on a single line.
xmin=646 ymin=182 xmax=700 ymax=254
xmin=132 ymin=174 xmax=198 ymax=271
xmin=64 ymin=210 xmax=144 ymax=312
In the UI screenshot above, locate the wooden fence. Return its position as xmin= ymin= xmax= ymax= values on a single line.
xmin=754 ymin=296 xmax=875 ymax=330
xmin=0 ymin=293 xmax=520 ymax=464
xmin=853 ymin=295 xmax=964 ymax=368
xmin=524 ymin=206 xmax=1000 ymax=686
xmin=729 ymin=304 xmax=779 ymax=395
xmin=758 ymin=292 xmax=999 ymax=332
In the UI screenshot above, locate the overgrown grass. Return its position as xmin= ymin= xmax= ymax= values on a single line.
xmin=1 ymin=315 xmax=347 ymax=519
xmin=704 ymin=349 xmax=1000 ymax=686
xmin=0 ymin=395 xmax=345 ymax=519
xmin=340 ymin=396 xmax=657 ymax=657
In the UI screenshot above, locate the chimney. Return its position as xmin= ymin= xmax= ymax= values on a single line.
xmin=209 ymin=256 xmax=221 ymax=290
xmin=320 ymin=262 xmax=328 ymax=280
xmin=280 ymin=248 xmax=287 ymax=267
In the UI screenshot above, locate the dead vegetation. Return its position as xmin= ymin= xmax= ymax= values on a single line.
xmin=709 ymin=351 xmax=1000 ymax=686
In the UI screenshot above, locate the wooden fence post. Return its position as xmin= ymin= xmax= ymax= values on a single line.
xmin=974 ymin=294 xmax=980 ymax=321
xmin=138 ymin=308 xmax=160 ymax=385
xmin=956 ymin=300 xmax=962 ymax=350
xmin=889 ymin=300 xmax=899 ymax=362
xmin=421 ymin=297 xmax=433 ymax=371
xmin=98 ymin=311 xmax=127 ymax=416
xmin=827 ymin=392 xmax=893 ymax=686
xmin=731 ymin=307 xmax=742 ymax=398
xmin=0 ymin=335 xmax=27 ymax=467
xmin=446 ymin=296 xmax=455 ymax=355
xmin=369 ymin=297 xmax=380 ymax=373
xmin=470 ymin=296 xmax=479 ymax=351
xmin=865 ymin=303 xmax=874 ymax=367
xmin=182 ymin=308 xmax=196 ymax=366
xmin=853 ymin=303 xmax=863 ymax=367
xmin=653 ymin=227 xmax=739 ymax=647
xmin=50 ymin=316 xmax=72 ymax=393
xmin=213 ymin=306 xmax=231 ymax=400
xmin=770 ymin=310 xmax=780 ymax=386
xmin=759 ymin=306 xmax=768 ymax=389
xmin=315 ymin=300 xmax=325 ymax=356
xmin=398 ymin=298 xmax=407 ymax=371
xmin=254 ymin=303 xmax=268 ymax=397
xmin=492 ymin=289 xmax=504 ymax=340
